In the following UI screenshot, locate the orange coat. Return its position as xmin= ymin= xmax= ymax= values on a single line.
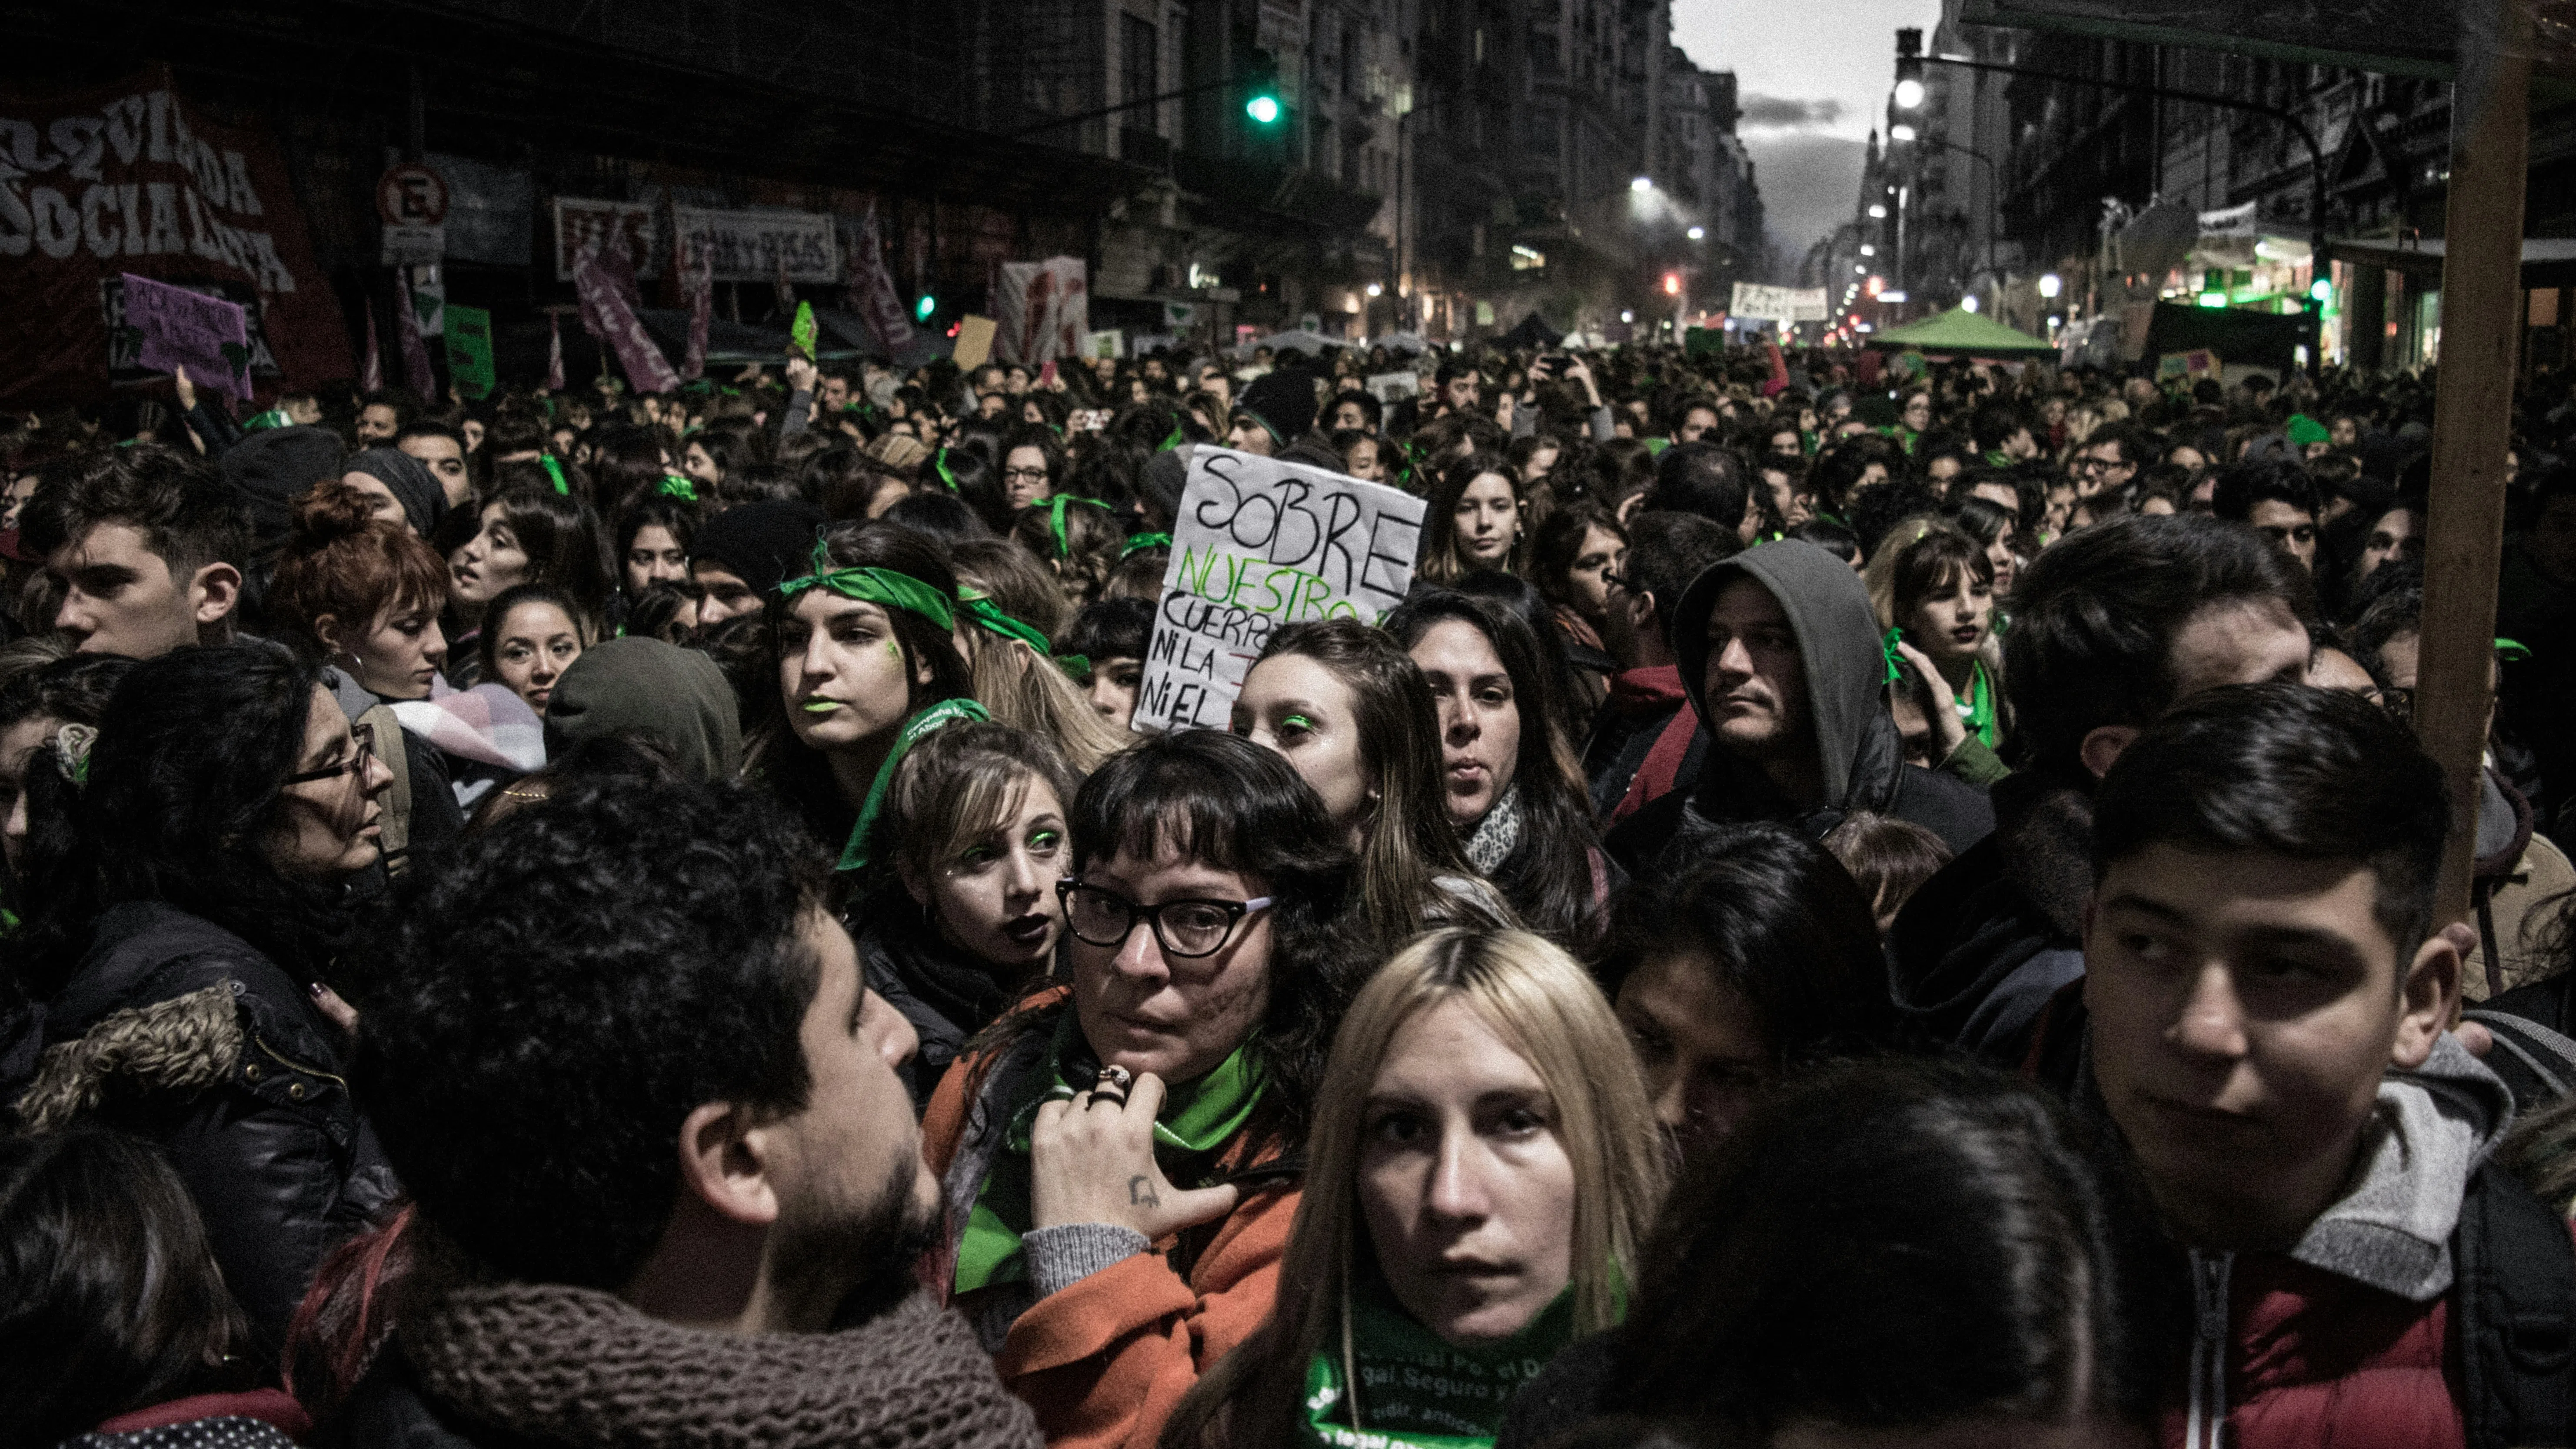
xmin=921 ymin=999 xmax=1299 ymax=1449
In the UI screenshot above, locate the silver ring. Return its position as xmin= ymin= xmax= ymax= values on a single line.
xmin=1098 ymin=1064 xmax=1134 ymax=1092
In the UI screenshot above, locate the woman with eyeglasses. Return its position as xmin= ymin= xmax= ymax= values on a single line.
xmin=1001 ymin=425 xmax=1065 ymax=511
xmin=922 ymin=729 xmax=1361 ymax=1449
xmin=6 ymin=643 xmax=401 ymax=1357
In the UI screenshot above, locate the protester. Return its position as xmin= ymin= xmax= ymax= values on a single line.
xmin=1161 ymin=926 xmax=1662 ymax=1449
xmin=0 ymin=653 xmax=127 ymax=889
xmin=9 ymin=644 xmax=399 ymax=1353
xmin=342 ymin=775 xmax=1042 ymax=1447
xmin=922 ymin=730 xmax=1357 ymax=1449
xmin=443 ymin=486 xmax=614 ymax=682
xmin=1581 ymin=511 xmax=1735 ymax=822
xmin=26 ymin=446 xmax=247 ymax=660
xmin=1060 ymin=596 xmax=1153 ymax=731
xmin=476 ymin=582 xmax=589 ymax=718
xmin=1417 ymin=452 xmax=1531 ymax=583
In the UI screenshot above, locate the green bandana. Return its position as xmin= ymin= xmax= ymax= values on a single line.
xmin=1045 ymin=495 xmax=1111 ymax=557
xmin=1299 ymin=1273 xmax=1587 ymax=1448
xmin=778 ymin=539 xmax=958 ymax=632
xmin=1880 ymin=626 xmax=1907 ymax=687
xmin=657 ymin=473 xmax=699 ymax=503
xmin=242 ymin=407 xmax=291 ymax=432
xmin=1121 ymin=532 xmax=1172 ymax=560
xmin=934 ymin=449 xmax=961 ymax=492
xmin=958 ymin=590 xmax=1052 ymax=655
xmin=1958 ymin=656 xmax=1998 ymax=749
xmin=835 ymin=697 xmax=989 ymax=872
xmin=539 ymin=454 xmax=569 ymax=495
xmin=953 ymin=1013 xmax=1269 ymax=1296
xmin=1157 ymin=424 xmax=1188 ymax=453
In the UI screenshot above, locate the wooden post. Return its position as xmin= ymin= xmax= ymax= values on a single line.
xmin=2419 ymin=0 xmax=2532 ymax=926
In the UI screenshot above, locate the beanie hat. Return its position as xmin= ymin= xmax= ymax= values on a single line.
xmin=690 ymin=500 xmax=825 ymax=596
xmin=220 ymin=425 xmax=345 ymax=541
xmin=345 ymin=446 xmax=448 ymax=537
xmin=1238 ymin=370 xmax=1318 ymax=449
xmin=543 ymin=636 xmax=744 ymax=781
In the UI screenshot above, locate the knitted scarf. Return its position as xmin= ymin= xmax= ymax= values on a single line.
xmin=398 ymin=1280 xmax=1041 ymax=1449
xmin=1463 ymin=784 xmax=1524 ymax=876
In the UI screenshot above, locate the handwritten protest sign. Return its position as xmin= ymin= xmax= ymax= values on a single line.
xmin=119 ymin=273 xmax=252 ymax=399
xmin=1729 ymin=282 xmax=1830 ymax=323
xmin=1132 ymin=447 xmax=1427 ymax=733
xmin=444 ymin=303 xmax=496 ymax=400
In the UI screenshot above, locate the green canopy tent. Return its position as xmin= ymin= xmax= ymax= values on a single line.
xmin=1862 ymin=307 xmax=2057 ymax=358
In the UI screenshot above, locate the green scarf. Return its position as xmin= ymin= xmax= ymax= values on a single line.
xmin=953 ymin=1012 xmax=1269 ymax=1296
xmin=778 ymin=539 xmax=958 ymax=633
xmin=1298 ymin=1274 xmax=1586 ymax=1449
xmin=1958 ymin=656 xmax=1998 ymax=750
xmin=835 ymin=697 xmax=988 ymax=872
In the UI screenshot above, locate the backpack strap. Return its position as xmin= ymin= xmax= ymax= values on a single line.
xmin=356 ymin=704 xmax=413 ymax=877
xmin=2453 ymin=1161 xmax=2576 ymax=1449
xmin=2466 ymin=1008 xmax=2576 ymax=1116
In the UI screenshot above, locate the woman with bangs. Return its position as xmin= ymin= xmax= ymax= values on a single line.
xmin=1159 ymin=926 xmax=1664 ymax=1449
xmin=922 ymin=729 xmax=1362 ymax=1449
xmin=1866 ymin=518 xmax=2009 ymax=771
xmin=750 ymin=519 xmax=982 ymax=874
xmin=863 ymin=720 xmax=1084 ymax=1106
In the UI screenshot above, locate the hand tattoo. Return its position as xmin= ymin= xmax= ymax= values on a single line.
xmin=1128 ymin=1175 xmax=1160 ymax=1207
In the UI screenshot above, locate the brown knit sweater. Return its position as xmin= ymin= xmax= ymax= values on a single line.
xmin=397 ymin=1279 xmax=1042 ymax=1449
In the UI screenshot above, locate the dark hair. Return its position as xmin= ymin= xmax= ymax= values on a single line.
xmin=476 ymin=485 xmax=616 ymax=634
xmin=1058 ymin=730 xmax=1359 ymax=1132
xmin=1621 ymin=511 xmax=1737 ymax=636
xmin=0 ymin=653 xmax=131 ymax=908
xmin=20 ymin=443 xmax=250 ymax=579
xmin=882 ymin=487 xmax=991 ymax=543
xmin=1385 ymin=590 xmax=1606 ymax=956
xmin=1889 ymin=523 xmax=1994 ymax=626
xmin=477 ymin=581 xmax=592 ymax=683
xmin=1823 ymin=810 xmax=1955 ymax=928
xmin=1531 ymin=500 xmax=1625 ymax=613
xmin=1415 ymin=450 xmax=1525 ymax=583
xmin=1968 ymin=402 xmax=2031 ymax=455
xmin=2079 ymin=422 xmax=2158 ymax=470
xmin=15 ymin=644 xmax=360 ymax=999
xmin=2004 ymin=514 xmax=2306 ymax=774
xmin=1062 ymin=596 xmax=1155 ymax=664
xmin=1609 ymin=822 xmax=1894 ymax=1053
xmin=935 ymin=445 xmax=1014 ymax=533
xmin=1786 ymin=517 xmax=1860 ymax=566
xmin=356 ymin=776 xmax=831 ymax=1289
xmin=0 ymin=1128 xmax=253 ymax=1446
xmin=2210 ymin=458 xmax=2320 ymax=524
xmin=1604 ymin=1059 xmax=2166 ymax=1439
xmin=2094 ymin=681 xmax=2450 ymax=955
xmin=613 ymin=494 xmax=700 ymax=590
xmin=1643 ymin=441 xmax=1752 ymax=534
xmin=1328 ymin=389 xmax=1382 ymax=430
xmin=584 ymin=426 xmax=672 ymax=516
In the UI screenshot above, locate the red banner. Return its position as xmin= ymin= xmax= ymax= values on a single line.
xmin=844 ymin=204 xmax=915 ymax=357
xmin=682 ymin=236 xmax=712 ymax=382
xmin=573 ymin=239 xmax=679 ymax=393
xmin=0 ymin=66 xmax=351 ymax=407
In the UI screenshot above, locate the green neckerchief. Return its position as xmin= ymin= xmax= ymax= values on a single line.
xmin=539 ymin=454 xmax=569 ymax=495
xmin=958 ymin=590 xmax=1052 ymax=654
xmin=657 ymin=473 xmax=699 ymax=503
xmin=778 ymin=538 xmax=958 ymax=632
xmin=1122 ymin=532 xmax=1172 ymax=560
xmin=1045 ymin=494 xmax=1111 ymax=557
xmin=1879 ymin=626 xmax=1906 ymax=687
xmin=953 ymin=1013 xmax=1269 ymax=1296
xmin=1958 ymin=656 xmax=1998 ymax=749
xmin=1642 ymin=437 xmax=1670 ymax=457
xmin=242 ymin=406 xmax=291 ymax=432
xmin=1299 ymin=1272 xmax=1589 ymax=1449
xmin=835 ymin=697 xmax=988 ymax=872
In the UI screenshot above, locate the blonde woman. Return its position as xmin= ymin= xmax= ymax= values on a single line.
xmin=950 ymin=537 xmax=1131 ymax=770
xmin=1160 ymin=927 xmax=1664 ymax=1449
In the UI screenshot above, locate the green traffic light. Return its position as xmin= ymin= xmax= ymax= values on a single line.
xmin=915 ymin=295 xmax=936 ymax=322
xmin=1246 ymin=94 xmax=1281 ymax=124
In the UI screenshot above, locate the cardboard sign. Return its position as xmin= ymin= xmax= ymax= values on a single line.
xmin=2157 ymin=348 xmax=2223 ymax=382
xmin=1083 ymin=328 xmax=1123 ymax=360
xmin=1729 ymin=283 xmax=1829 ymax=323
xmin=1132 ymin=446 xmax=1427 ymax=733
xmin=1364 ymin=370 xmax=1420 ymax=403
xmin=952 ymin=315 xmax=997 ymax=370
xmin=443 ymin=302 xmax=495 ymax=399
xmin=119 ymin=273 xmax=251 ymax=398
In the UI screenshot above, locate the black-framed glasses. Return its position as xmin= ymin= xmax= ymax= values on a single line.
xmin=1057 ymin=881 xmax=1272 ymax=959
xmin=1002 ymin=466 xmax=1052 ymax=483
xmin=283 ymin=723 xmax=377 ymax=786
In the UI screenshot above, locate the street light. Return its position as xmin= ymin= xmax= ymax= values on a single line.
xmin=1631 ymin=175 xmax=1652 ymax=193
xmin=1365 ymin=282 xmax=1383 ymax=297
xmin=1961 ymin=295 xmax=1980 ymax=313
xmin=2037 ymin=273 xmax=2063 ymax=299
xmin=1890 ymin=122 xmax=1917 ymax=142
xmin=1687 ymin=225 xmax=1705 ymax=241
xmin=1868 ymin=203 xmax=1888 ymax=219
xmin=1860 ymin=243 xmax=1876 ymax=256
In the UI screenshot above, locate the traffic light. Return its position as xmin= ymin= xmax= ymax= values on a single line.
xmin=914 ymin=293 xmax=937 ymax=322
xmin=1894 ymin=29 xmax=1925 ymax=110
xmin=1662 ymin=272 xmax=1681 ymax=296
xmin=1244 ymin=50 xmax=1283 ymax=125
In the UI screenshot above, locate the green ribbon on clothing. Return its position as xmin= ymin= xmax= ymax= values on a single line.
xmin=1157 ymin=424 xmax=1188 ymax=453
xmin=1958 ymin=656 xmax=1999 ymax=749
xmin=2496 ymin=637 xmax=2533 ymax=662
xmin=835 ymin=697 xmax=989 ymax=873
xmin=952 ymin=1012 xmax=1269 ymax=1296
xmin=242 ymin=407 xmax=291 ymax=432
xmin=779 ymin=538 xmax=958 ymax=632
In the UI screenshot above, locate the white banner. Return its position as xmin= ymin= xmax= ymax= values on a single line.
xmin=669 ymin=205 xmax=837 ymax=284
xmin=993 ymin=256 xmax=1089 ymax=365
xmin=1133 ymin=446 xmax=1426 ymax=733
xmin=1729 ymin=282 xmax=1829 ymax=323
xmin=552 ymin=197 xmax=656 ymax=281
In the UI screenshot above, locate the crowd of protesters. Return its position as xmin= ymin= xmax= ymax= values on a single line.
xmin=1 ymin=325 xmax=2574 ymax=1449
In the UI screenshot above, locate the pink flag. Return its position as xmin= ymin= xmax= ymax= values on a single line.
xmin=546 ymin=313 xmax=566 ymax=392
xmin=682 ymin=237 xmax=713 ymax=382
xmin=573 ymin=240 xmax=681 ymax=393
xmin=844 ymin=205 xmax=916 ymax=357
xmin=395 ymin=267 xmax=436 ymax=398
xmin=361 ymin=303 xmax=384 ymax=392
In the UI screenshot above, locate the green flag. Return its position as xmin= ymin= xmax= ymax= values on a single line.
xmin=791 ymin=302 xmax=817 ymax=361
xmin=444 ymin=303 xmax=496 ymax=400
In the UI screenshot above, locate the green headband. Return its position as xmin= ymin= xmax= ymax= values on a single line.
xmin=934 ymin=449 xmax=960 ymax=492
xmin=1045 ymin=495 xmax=1110 ymax=557
xmin=539 ymin=454 xmax=569 ymax=495
xmin=778 ymin=539 xmax=956 ymax=632
xmin=839 ymin=697 xmax=990 ymax=872
xmin=958 ymin=590 xmax=1051 ymax=654
xmin=1121 ymin=532 xmax=1172 ymax=560
xmin=1156 ymin=423 xmax=1188 ymax=453
xmin=658 ymin=473 xmax=699 ymax=503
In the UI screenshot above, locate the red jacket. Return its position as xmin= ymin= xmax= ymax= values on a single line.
xmin=2167 ymin=1249 xmax=2462 ymax=1449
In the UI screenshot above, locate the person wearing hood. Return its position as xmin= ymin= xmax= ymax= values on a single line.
xmin=1889 ymin=516 xmax=2312 ymax=1069
xmin=1230 ymin=369 xmax=1341 ymax=472
xmin=1603 ymin=537 xmax=1993 ymax=879
xmin=338 ymin=446 xmax=449 ymax=539
xmin=542 ymin=635 xmax=745 ymax=783
xmin=2080 ymin=683 xmax=2562 ymax=1449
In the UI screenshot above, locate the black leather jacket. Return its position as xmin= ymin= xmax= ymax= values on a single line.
xmin=19 ymin=900 xmax=399 ymax=1357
